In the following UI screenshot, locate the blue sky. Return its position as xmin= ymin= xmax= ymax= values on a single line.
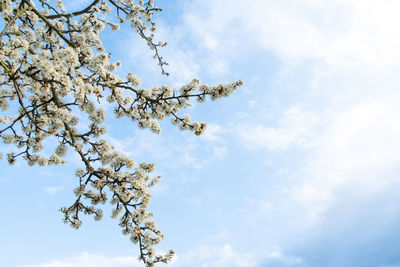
xmin=2 ymin=0 xmax=400 ymax=266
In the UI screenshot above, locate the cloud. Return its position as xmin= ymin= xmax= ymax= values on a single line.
xmin=199 ymin=123 xmax=224 ymax=142
xmin=236 ymin=98 xmax=400 ymax=264
xmin=43 ymin=186 xmax=64 ymax=195
xmin=173 ymin=243 xmax=303 ymax=267
xmin=173 ymin=244 xmax=256 ymax=267
xmin=181 ymin=0 xmax=400 ymax=224
xmin=178 ymin=0 xmax=400 ymax=67
xmin=258 ymin=248 xmax=303 ymax=267
xmin=171 ymin=1 xmax=400 ymax=265
xmin=242 ymin=198 xmax=273 ymax=226
xmin=18 ymin=253 xmax=142 ymax=267
xmin=238 ymin=106 xmax=320 ymax=151
xmin=291 ymin=100 xmax=400 ymax=221
xmin=17 ymin=246 xmax=272 ymax=267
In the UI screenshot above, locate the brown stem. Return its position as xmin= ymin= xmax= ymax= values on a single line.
xmin=0 ymin=5 xmax=31 ymax=43
xmin=46 ymin=0 xmax=100 ymax=19
xmin=26 ymin=1 xmax=75 ymax=47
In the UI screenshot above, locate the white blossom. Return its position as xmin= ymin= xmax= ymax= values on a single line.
xmin=0 ymin=1 xmax=243 ymax=266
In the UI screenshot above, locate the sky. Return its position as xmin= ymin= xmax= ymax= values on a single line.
xmin=1 ymin=0 xmax=400 ymax=266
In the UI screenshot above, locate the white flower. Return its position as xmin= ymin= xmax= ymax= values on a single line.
xmin=127 ymin=73 xmax=141 ymax=87
xmin=94 ymin=209 xmax=103 ymax=220
xmin=2 ymin=135 xmax=15 ymax=144
xmin=150 ymin=120 xmax=161 ymax=134
xmin=0 ymin=1 xmax=243 ymax=264
xmin=111 ymin=23 xmax=120 ymax=31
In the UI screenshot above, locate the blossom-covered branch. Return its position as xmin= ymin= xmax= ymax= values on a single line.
xmin=0 ymin=0 xmax=243 ymax=265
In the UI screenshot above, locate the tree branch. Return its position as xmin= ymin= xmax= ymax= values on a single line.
xmin=25 ymin=1 xmax=75 ymax=47
xmin=46 ymin=0 xmax=100 ymax=19
xmin=0 ymin=5 xmax=31 ymax=43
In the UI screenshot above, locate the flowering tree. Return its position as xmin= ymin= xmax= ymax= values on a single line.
xmin=0 ymin=0 xmax=243 ymax=265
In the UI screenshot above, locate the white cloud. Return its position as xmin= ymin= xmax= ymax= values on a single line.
xmin=242 ymin=198 xmax=273 ymax=226
xmin=0 ymin=177 xmax=9 ymax=182
xmin=43 ymin=186 xmax=64 ymax=195
xmin=259 ymin=246 xmax=303 ymax=266
xmin=173 ymin=244 xmax=256 ymax=267
xmin=173 ymin=243 xmax=303 ymax=267
xmin=18 ymin=253 xmax=142 ymax=267
xmin=200 ymin=123 xmax=224 ymax=142
xmin=238 ymin=106 xmax=320 ymax=151
xmin=18 ymin=246 xmax=284 ymax=267
xmin=181 ymin=0 xmax=400 ymax=224
xmin=183 ymin=189 xmax=213 ymax=206
xmin=212 ymin=146 xmax=227 ymax=159
xmin=179 ymin=0 xmax=400 ymax=67
xmin=291 ymin=100 xmax=400 ymax=221
xmin=170 ymin=0 xmax=400 ymax=254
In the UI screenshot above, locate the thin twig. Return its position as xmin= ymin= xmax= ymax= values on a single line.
xmin=25 ymin=1 xmax=75 ymax=47
xmin=0 ymin=5 xmax=31 ymax=43
xmin=46 ymin=0 xmax=100 ymax=19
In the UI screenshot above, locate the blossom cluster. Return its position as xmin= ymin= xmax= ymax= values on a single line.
xmin=0 ymin=0 xmax=242 ymax=265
